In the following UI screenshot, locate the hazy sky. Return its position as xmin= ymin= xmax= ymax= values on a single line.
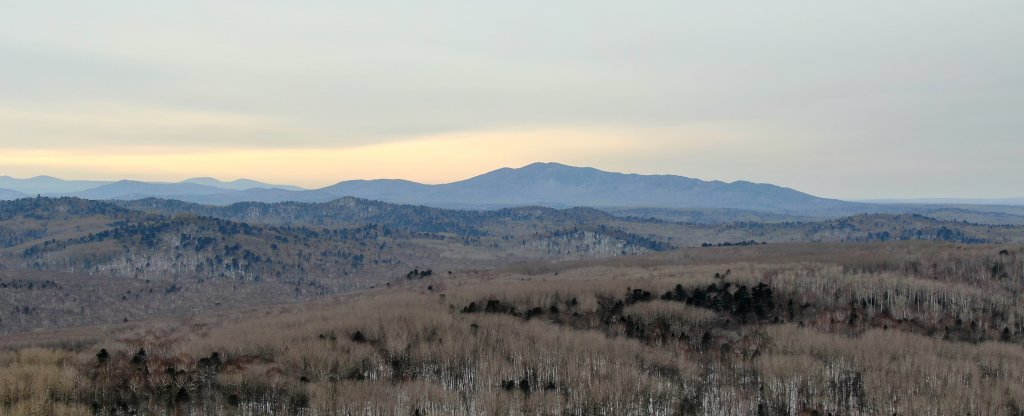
xmin=1 ymin=1 xmax=1022 ymax=199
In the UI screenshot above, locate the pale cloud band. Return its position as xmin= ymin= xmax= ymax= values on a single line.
xmin=0 ymin=128 xmax=660 ymax=187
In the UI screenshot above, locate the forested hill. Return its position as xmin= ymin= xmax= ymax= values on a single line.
xmin=117 ymin=197 xmax=619 ymax=234
xmin=1 ymin=196 xmax=1022 ymax=334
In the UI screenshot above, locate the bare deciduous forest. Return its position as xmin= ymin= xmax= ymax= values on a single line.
xmin=2 ymin=237 xmax=1023 ymax=415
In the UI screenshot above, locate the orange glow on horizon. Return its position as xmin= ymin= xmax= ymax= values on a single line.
xmin=0 ymin=128 xmax=676 ymax=187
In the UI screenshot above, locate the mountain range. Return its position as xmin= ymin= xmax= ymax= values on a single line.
xmin=0 ymin=175 xmax=111 ymax=195
xmin=1 ymin=163 xmax=1022 ymax=219
xmin=0 ymin=163 xmax=851 ymax=213
xmin=0 ymin=176 xmax=302 ymax=200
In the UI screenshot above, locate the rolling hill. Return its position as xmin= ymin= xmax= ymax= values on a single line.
xmin=0 ymin=175 xmax=111 ymax=195
xmin=71 ymin=180 xmax=233 ymax=200
xmin=0 ymin=175 xmax=303 ymax=197
xmin=182 ymin=177 xmax=305 ymax=191
xmin=0 ymin=188 xmax=28 ymax=200
xmin=2 ymin=196 xmax=1022 ymax=335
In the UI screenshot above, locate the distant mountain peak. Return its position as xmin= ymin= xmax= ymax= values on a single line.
xmin=473 ymin=162 xmax=608 ymax=181
xmin=181 ymin=177 xmax=304 ymax=191
xmin=521 ymin=161 xmax=574 ymax=169
xmin=515 ymin=162 xmax=598 ymax=172
xmin=0 ymin=175 xmax=114 ymax=195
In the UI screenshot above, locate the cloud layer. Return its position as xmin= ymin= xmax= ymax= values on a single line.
xmin=1 ymin=1 xmax=1022 ymax=198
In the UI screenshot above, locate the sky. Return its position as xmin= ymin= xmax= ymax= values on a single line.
xmin=1 ymin=1 xmax=1022 ymax=199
